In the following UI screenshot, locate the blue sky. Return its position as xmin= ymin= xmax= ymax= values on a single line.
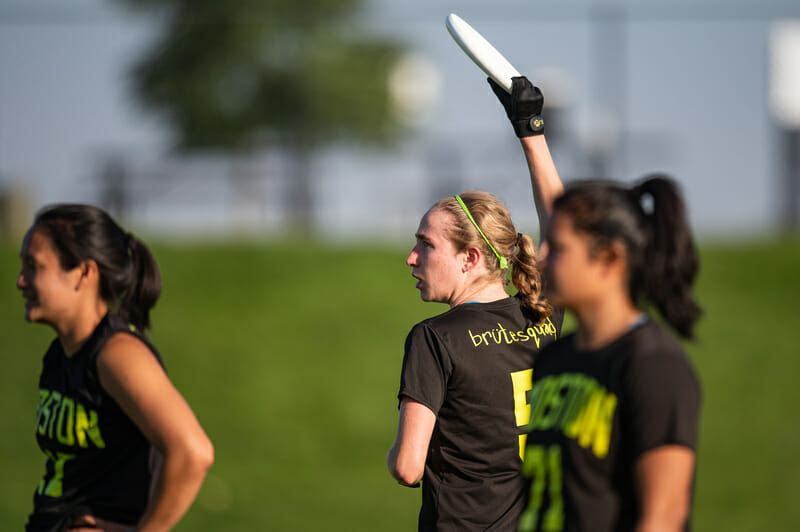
xmin=1 ymin=0 xmax=799 ymax=238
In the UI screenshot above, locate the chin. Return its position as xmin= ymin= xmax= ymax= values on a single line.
xmin=24 ymin=308 xmax=44 ymax=324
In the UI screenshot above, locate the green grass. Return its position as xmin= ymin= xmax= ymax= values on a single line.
xmin=1 ymin=238 xmax=798 ymax=530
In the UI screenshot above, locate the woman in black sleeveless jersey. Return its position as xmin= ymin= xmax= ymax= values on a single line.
xmin=517 ymin=178 xmax=702 ymax=532
xmin=17 ymin=204 xmax=214 ymax=532
xmin=387 ymin=77 xmax=565 ymax=531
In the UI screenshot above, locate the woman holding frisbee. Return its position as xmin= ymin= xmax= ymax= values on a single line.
xmin=18 ymin=204 xmax=214 ymax=532
xmin=517 ymin=177 xmax=702 ymax=532
xmin=388 ymin=77 xmax=565 ymax=531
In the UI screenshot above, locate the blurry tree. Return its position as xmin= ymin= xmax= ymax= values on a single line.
xmin=117 ymin=0 xmax=405 ymax=232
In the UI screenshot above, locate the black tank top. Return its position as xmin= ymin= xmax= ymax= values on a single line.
xmin=27 ymin=313 xmax=163 ymax=532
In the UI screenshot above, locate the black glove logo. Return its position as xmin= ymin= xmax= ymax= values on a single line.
xmin=489 ymin=76 xmax=546 ymax=138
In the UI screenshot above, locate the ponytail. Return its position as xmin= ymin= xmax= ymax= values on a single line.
xmin=119 ymin=234 xmax=161 ymax=331
xmin=553 ymin=175 xmax=702 ymax=339
xmin=511 ymin=233 xmax=552 ymax=320
xmin=631 ymin=176 xmax=701 ymax=339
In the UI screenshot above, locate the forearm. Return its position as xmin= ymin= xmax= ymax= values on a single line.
xmin=634 ymin=486 xmax=690 ymax=532
xmin=635 ymin=507 xmax=689 ymax=532
xmin=387 ymin=400 xmax=434 ymax=487
xmin=520 ymin=135 xmax=564 ymax=235
xmin=137 ymin=445 xmax=214 ymax=532
xmin=387 ymin=443 xmax=423 ymax=486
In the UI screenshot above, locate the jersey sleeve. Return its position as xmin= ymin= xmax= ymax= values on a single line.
xmin=397 ymin=322 xmax=452 ymax=416
xmin=625 ymin=350 xmax=702 ymax=457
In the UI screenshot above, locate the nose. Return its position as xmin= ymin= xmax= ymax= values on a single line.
xmin=406 ymin=247 xmax=418 ymax=267
xmin=16 ymin=269 xmax=26 ymax=290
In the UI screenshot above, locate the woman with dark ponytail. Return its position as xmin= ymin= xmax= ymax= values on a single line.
xmin=516 ymin=176 xmax=702 ymax=532
xmin=17 ymin=204 xmax=214 ymax=532
xmin=388 ymin=77 xmax=565 ymax=530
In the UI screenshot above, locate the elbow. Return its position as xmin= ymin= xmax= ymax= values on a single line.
xmin=390 ymin=458 xmax=424 ymax=486
xmin=175 ymin=433 xmax=215 ymax=476
xmin=392 ymin=466 xmax=423 ymax=487
xmin=194 ymin=434 xmax=215 ymax=473
xmin=199 ymin=438 xmax=215 ymax=472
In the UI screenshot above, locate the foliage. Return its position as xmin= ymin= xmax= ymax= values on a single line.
xmin=119 ymin=0 xmax=404 ymax=150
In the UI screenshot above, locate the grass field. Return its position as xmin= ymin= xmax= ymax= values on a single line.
xmin=1 ymin=237 xmax=798 ymax=530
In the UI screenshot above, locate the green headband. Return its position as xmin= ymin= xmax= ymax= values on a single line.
xmin=454 ymin=195 xmax=509 ymax=270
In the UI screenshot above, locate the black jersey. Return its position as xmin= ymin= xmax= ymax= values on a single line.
xmin=27 ymin=313 xmax=163 ymax=532
xmin=399 ymin=295 xmax=564 ymax=531
xmin=517 ymin=318 xmax=701 ymax=532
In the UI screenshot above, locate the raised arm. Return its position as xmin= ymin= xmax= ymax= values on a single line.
xmin=489 ymin=77 xmax=564 ymax=242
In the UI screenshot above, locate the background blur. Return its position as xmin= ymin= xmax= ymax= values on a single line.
xmin=1 ymin=0 xmax=800 ymax=530
xmin=2 ymin=0 xmax=800 ymax=239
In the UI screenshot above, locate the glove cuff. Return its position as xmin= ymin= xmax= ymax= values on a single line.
xmin=512 ymin=115 xmax=545 ymax=138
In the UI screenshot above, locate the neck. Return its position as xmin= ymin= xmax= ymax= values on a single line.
xmin=573 ymin=293 xmax=643 ymax=351
xmin=58 ymin=300 xmax=109 ymax=357
xmin=450 ymin=278 xmax=509 ymax=307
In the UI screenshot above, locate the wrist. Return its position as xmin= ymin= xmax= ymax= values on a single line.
xmin=513 ymin=115 xmax=545 ymax=138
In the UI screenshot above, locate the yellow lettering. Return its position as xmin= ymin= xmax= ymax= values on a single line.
xmin=38 ymin=450 xmax=75 ymax=497
xmin=510 ymin=368 xmax=534 ymax=459
xmin=576 ymin=389 xmax=611 ymax=453
xmin=557 ymin=374 xmax=587 ymax=433
xmin=47 ymin=391 xmax=62 ymax=439
xmin=563 ymin=380 xmax=598 ymax=439
xmin=592 ymin=393 xmax=617 ymax=458
xmin=526 ymin=326 xmax=542 ymax=348
xmin=497 ymin=323 xmax=513 ymax=344
xmin=75 ymin=404 xmax=105 ymax=449
xmin=36 ymin=389 xmax=51 ymax=435
xmin=56 ymin=397 xmax=76 ymax=446
xmin=466 ymin=320 xmax=555 ymax=349
xmin=519 ymin=445 xmax=564 ymax=532
xmin=529 ymin=378 xmax=558 ymax=430
xmin=468 ymin=329 xmax=484 ymax=347
xmin=538 ymin=378 xmax=566 ymax=430
xmin=543 ymin=446 xmax=564 ymax=531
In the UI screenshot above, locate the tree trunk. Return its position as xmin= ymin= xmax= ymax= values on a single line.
xmin=284 ymin=136 xmax=316 ymax=235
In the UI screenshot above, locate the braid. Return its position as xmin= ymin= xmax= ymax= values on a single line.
xmin=511 ymin=233 xmax=552 ymax=322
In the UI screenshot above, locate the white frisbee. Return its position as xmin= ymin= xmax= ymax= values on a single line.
xmin=445 ymin=13 xmax=521 ymax=94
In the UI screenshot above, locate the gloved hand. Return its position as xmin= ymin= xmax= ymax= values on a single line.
xmin=488 ymin=76 xmax=545 ymax=138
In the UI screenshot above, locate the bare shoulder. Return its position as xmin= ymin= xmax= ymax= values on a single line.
xmin=98 ymin=331 xmax=160 ymax=369
xmin=97 ymin=331 xmax=168 ymax=397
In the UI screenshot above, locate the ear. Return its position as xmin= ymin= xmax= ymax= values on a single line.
xmin=597 ymin=240 xmax=628 ymax=275
xmin=463 ymin=246 xmax=482 ymax=272
xmin=75 ymin=259 xmax=100 ymax=291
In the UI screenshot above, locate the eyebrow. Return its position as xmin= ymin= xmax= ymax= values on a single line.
xmin=414 ymin=233 xmax=432 ymax=243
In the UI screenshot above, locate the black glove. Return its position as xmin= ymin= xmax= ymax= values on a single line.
xmin=489 ymin=76 xmax=544 ymax=138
